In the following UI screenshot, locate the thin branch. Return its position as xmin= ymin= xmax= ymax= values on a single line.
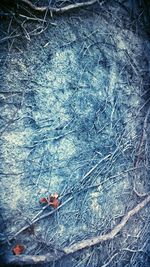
xmin=134 ymin=106 xmax=150 ymax=168
xmin=7 ymin=165 xmax=145 ymax=242
xmin=101 ymin=252 xmax=119 ymax=267
xmin=4 ymin=195 xmax=150 ymax=265
xmin=4 ymin=252 xmax=65 ymax=265
xmin=20 ymin=0 xmax=100 ymax=13
xmin=133 ymin=105 xmax=150 ymax=196
xmin=18 ymin=14 xmax=47 ymax=22
xmin=9 ymin=196 xmax=73 ymax=241
xmin=64 ymin=195 xmax=150 ymax=254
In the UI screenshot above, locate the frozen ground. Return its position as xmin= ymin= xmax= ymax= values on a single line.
xmin=0 ymin=1 xmax=150 ymax=266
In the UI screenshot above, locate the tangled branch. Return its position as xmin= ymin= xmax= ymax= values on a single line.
xmin=4 ymin=195 xmax=150 ymax=265
xmin=19 ymin=0 xmax=100 ymax=13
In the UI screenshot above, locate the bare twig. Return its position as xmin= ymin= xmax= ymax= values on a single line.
xmin=20 ymin=0 xmax=100 ymax=13
xmin=9 ymin=196 xmax=73 ymax=241
xmin=8 ymin=165 xmax=144 ymax=242
xmin=63 ymin=195 xmax=150 ymax=254
xmin=4 ymin=195 xmax=150 ymax=265
xmin=134 ymin=106 xmax=150 ymax=168
xmin=133 ymin=105 xmax=150 ymax=196
xmin=4 ymin=252 xmax=65 ymax=265
xmin=19 ymin=14 xmax=47 ymax=22
xmin=101 ymin=252 xmax=119 ymax=267
xmin=81 ymin=153 xmax=111 ymax=183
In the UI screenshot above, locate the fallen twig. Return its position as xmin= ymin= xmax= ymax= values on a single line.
xmin=133 ymin=105 xmax=150 ymax=196
xmin=4 ymin=195 xmax=150 ymax=265
xmin=4 ymin=251 xmax=65 ymax=265
xmin=8 ymin=165 xmax=145 ymax=242
xmin=20 ymin=0 xmax=99 ymax=13
xmin=9 ymin=196 xmax=73 ymax=241
xmin=134 ymin=106 xmax=150 ymax=168
xmin=64 ymin=195 xmax=150 ymax=253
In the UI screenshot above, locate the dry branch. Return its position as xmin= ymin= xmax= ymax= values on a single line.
xmin=4 ymin=195 xmax=150 ymax=265
xmin=63 ymin=195 xmax=150 ymax=253
xmin=9 ymin=196 xmax=73 ymax=242
xmin=134 ymin=106 xmax=150 ymax=168
xmin=7 ymin=154 xmax=110 ymax=241
xmin=20 ymin=0 xmax=100 ymax=13
xmin=133 ymin=105 xmax=150 ymax=196
xmin=7 ymin=165 xmax=145 ymax=242
xmin=4 ymin=252 xmax=64 ymax=265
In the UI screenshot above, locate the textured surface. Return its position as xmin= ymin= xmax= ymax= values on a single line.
xmin=0 ymin=1 xmax=150 ymax=266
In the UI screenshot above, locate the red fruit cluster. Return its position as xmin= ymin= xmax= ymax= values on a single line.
xmin=39 ymin=193 xmax=60 ymax=209
xmin=12 ymin=244 xmax=25 ymax=255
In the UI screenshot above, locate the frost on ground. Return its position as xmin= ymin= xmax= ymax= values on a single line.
xmin=0 ymin=1 xmax=150 ymax=266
